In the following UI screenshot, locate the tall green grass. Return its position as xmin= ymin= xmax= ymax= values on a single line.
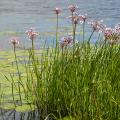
xmin=4 ymin=41 xmax=119 ymax=119
xmin=35 ymin=42 xmax=120 ymax=119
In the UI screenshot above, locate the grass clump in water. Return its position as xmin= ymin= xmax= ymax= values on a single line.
xmin=0 ymin=4 xmax=120 ymax=120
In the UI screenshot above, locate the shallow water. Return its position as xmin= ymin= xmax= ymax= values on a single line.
xmin=0 ymin=0 xmax=120 ymax=50
xmin=0 ymin=109 xmax=41 ymax=120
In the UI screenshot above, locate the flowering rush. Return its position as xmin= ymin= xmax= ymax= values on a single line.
xmin=68 ymin=13 xmax=88 ymax=25
xmin=59 ymin=35 xmax=73 ymax=48
xmin=89 ymin=20 xmax=105 ymax=32
xmin=26 ymin=28 xmax=39 ymax=40
xmin=53 ymin=7 xmax=61 ymax=15
xmin=79 ymin=14 xmax=88 ymax=23
xmin=103 ymin=24 xmax=120 ymax=44
xmin=10 ymin=37 xmax=19 ymax=46
xmin=104 ymin=28 xmax=113 ymax=39
xmin=68 ymin=13 xmax=80 ymax=24
xmin=68 ymin=5 xmax=78 ymax=13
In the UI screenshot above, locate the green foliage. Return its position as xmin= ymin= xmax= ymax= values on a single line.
xmin=0 ymin=43 xmax=120 ymax=119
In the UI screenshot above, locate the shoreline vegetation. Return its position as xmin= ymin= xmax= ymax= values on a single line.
xmin=0 ymin=4 xmax=120 ymax=120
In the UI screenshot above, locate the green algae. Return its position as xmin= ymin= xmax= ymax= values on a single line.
xmin=15 ymin=105 xmax=35 ymax=112
xmin=0 ymin=50 xmax=36 ymax=111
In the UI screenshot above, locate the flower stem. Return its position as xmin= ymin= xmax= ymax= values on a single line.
xmin=73 ymin=23 xmax=77 ymax=45
xmin=32 ymin=39 xmax=34 ymax=51
xmin=88 ymin=30 xmax=94 ymax=43
xmin=56 ymin=14 xmax=59 ymax=48
xmin=83 ymin=22 xmax=85 ymax=42
xmin=13 ymin=45 xmax=22 ymax=105
xmin=11 ymin=75 xmax=16 ymax=107
xmin=72 ymin=12 xmax=74 ymax=30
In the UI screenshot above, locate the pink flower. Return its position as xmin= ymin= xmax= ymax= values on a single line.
xmin=79 ymin=14 xmax=88 ymax=23
xmin=59 ymin=35 xmax=73 ymax=48
xmin=104 ymin=28 xmax=113 ymax=39
xmin=67 ymin=35 xmax=73 ymax=44
xmin=68 ymin=5 xmax=78 ymax=13
xmin=68 ymin=13 xmax=80 ymax=24
xmin=10 ymin=37 xmax=19 ymax=46
xmin=53 ymin=7 xmax=61 ymax=14
xmin=26 ymin=28 xmax=38 ymax=40
xmin=103 ymin=27 xmax=120 ymax=43
xmin=59 ymin=37 xmax=68 ymax=48
xmin=89 ymin=20 xmax=105 ymax=32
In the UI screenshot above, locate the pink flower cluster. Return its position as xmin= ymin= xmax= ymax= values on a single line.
xmin=10 ymin=28 xmax=39 ymax=47
xmin=68 ymin=13 xmax=88 ymax=25
xmin=89 ymin=20 xmax=105 ymax=32
xmin=79 ymin=14 xmax=88 ymax=23
xmin=59 ymin=35 xmax=73 ymax=48
xmin=53 ymin=8 xmax=61 ymax=15
xmin=9 ymin=5 xmax=120 ymax=49
xmin=68 ymin=5 xmax=78 ymax=13
xmin=10 ymin=37 xmax=19 ymax=46
xmin=54 ymin=4 xmax=78 ymax=15
xmin=104 ymin=28 xmax=113 ymax=39
xmin=103 ymin=24 xmax=120 ymax=44
xmin=54 ymin=5 xmax=87 ymax=25
xmin=26 ymin=28 xmax=39 ymax=40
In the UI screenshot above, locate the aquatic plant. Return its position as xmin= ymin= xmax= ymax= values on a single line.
xmin=54 ymin=7 xmax=61 ymax=49
xmin=10 ymin=37 xmax=20 ymax=46
xmin=59 ymin=35 xmax=73 ymax=48
xmin=10 ymin=37 xmax=23 ymax=106
xmin=103 ymin=24 xmax=120 ymax=45
xmin=1 ymin=4 xmax=120 ymax=120
xmin=26 ymin=28 xmax=39 ymax=50
xmin=79 ymin=14 xmax=88 ymax=41
xmin=88 ymin=20 xmax=105 ymax=42
xmin=68 ymin=13 xmax=80 ymax=45
xmin=68 ymin=5 xmax=78 ymax=13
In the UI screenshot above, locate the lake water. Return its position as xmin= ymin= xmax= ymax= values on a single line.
xmin=0 ymin=0 xmax=120 ymax=50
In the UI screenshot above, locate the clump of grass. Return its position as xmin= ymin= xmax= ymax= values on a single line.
xmin=1 ymin=4 xmax=120 ymax=120
xmin=46 ymin=42 xmax=120 ymax=119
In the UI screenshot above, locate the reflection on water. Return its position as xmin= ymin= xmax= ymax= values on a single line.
xmin=0 ymin=109 xmax=57 ymax=120
xmin=0 ymin=0 xmax=120 ymax=50
xmin=0 ymin=109 xmax=41 ymax=120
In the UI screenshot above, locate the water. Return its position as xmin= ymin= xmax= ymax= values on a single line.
xmin=0 ymin=0 xmax=120 ymax=50
xmin=0 ymin=109 xmax=41 ymax=120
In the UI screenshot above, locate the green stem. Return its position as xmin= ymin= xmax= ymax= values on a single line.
xmin=83 ymin=22 xmax=85 ymax=42
xmin=13 ymin=45 xmax=22 ymax=105
xmin=88 ymin=30 xmax=94 ymax=43
xmin=31 ymin=39 xmax=35 ymax=59
xmin=29 ymin=52 xmax=36 ymax=97
xmin=72 ymin=12 xmax=74 ymax=31
xmin=32 ymin=39 xmax=34 ymax=51
xmin=56 ymin=14 xmax=59 ymax=49
xmin=61 ymin=48 xmax=64 ymax=94
xmin=11 ymin=78 xmax=16 ymax=107
xmin=73 ymin=23 xmax=77 ymax=45
xmin=72 ymin=23 xmax=77 ymax=60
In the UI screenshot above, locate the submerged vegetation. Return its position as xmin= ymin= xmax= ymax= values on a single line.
xmin=0 ymin=4 xmax=120 ymax=120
